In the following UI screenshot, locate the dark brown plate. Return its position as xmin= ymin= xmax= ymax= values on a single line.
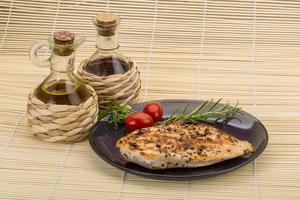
xmin=89 ymin=99 xmax=268 ymax=180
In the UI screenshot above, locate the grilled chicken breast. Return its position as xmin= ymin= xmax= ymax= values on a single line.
xmin=116 ymin=122 xmax=253 ymax=170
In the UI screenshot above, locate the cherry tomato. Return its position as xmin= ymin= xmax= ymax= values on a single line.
xmin=143 ymin=102 xmax=164 ymax=122
xmin=125 ymin=112 xmax=154 ymax=131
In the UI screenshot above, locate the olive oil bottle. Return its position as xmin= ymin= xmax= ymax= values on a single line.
xmin=35 ymin=80 xmax=90 ymax=105
xmin=30 ymin=31 xmax=90 ymax=105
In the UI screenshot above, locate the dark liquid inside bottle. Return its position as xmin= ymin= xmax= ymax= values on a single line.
xmin=84 ymin=56 xmax=130 ymax=76
xmin=35 ymin=81 xmax=91 ymax=105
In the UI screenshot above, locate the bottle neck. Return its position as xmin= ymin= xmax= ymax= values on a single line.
xmin=96 ymin=33 xmax=119 ymax=50
xmin=50 ymin=53 xmax=75 ymax=73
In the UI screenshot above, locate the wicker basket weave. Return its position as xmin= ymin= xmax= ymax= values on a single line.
xmin=77 ymin=59 xmax=141 ymax=108
xmin=26 ymin=85 xmax=98 ymax=143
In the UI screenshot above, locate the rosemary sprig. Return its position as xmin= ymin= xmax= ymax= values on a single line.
xmin=98 ymin=101 xmax=132 ymax=128
xmin=160 ymin=98 xmax=240 ymax=125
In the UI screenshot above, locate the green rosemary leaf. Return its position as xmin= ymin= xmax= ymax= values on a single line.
xmin=98 ymin=101 xmax=132 ymax=128
xmin=178 ymin=104 xmax=190 ymax=119
xmin=208 ymin=98 xmax=222 ymax=112
xmin=195 ymin=99 xmax=214 ymax=114
xmin=170 ymin=106 xmax=182 ymax=118
xmin=162 ymin=99 xmax=240 ymax=125
xmin=187 ymin=100 xmax=208 ymax=117
xmin=159 ymin=106 xmax=182 ymax=125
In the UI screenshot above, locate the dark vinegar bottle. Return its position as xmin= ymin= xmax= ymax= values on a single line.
xmin=84 ymin=12 xmax=132 ymax=77
xmin=85 ymin=56 xmax=130 ymax=76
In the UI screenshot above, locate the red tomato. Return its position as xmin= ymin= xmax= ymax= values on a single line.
xmin=125 ymin=112 xmax=154 ymax=131
xmin=143 ymin=102 xmax=164 ymax=122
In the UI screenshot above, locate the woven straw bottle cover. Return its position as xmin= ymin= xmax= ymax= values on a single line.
xmin=77 ymin=12 xmax=141 ymax=108
xmin=27 ymin=31 xmax=99 ymax=143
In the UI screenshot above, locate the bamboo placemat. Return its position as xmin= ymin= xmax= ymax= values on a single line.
xmin=1 ymin=0 xmax=300 ymax=199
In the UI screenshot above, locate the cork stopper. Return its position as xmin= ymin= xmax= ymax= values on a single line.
xmin=53 ymin=31 xmax=75 ymax=56
xmin=95 ymin=12 xmax=118 ymax=26
xmin=94 ymin=12 xmax=119 ymax=36
xmin=54 ymin=31 xmax=75 ymax=45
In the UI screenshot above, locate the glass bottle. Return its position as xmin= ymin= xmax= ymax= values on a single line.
xmin=84 ymin=12 xmax=132 ymax=76
xmin=30 ymin=31 xmax=91 ymax=105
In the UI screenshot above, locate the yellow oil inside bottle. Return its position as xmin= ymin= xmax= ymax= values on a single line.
xmin=35 ymin=80 xmax=91 ymax=105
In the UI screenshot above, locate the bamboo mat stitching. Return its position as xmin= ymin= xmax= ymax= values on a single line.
xmin=197 ymin=0 xmax=207 ymax=99
xmin=108 ymin=0 xmax=127 ymax=197
xmin=46 ymin=144 xmax=73 ymax=200
xmin=115 ymin=0 xmax=158 ymax=199
xmin=106 ymin=0 xmax=125 ymax=199
xmin=51 ymin=0 xmax=61 ymax=34
xmin=0 ymin=112 xmax=26 ymax=160
xmin=142 ymin=0 xmax=158 ymax=100
xmin=251 ymin=0 xmax=258 ymax=199
xmin=106 ymin=0 xmax=110 ymax=10
xmin=0 ymin=0 xmax=13 ymax=49
xmin=184 ymin=180 xmax=189 ymax=200
xmin=115 ymin=171 xmax=126 ymax=200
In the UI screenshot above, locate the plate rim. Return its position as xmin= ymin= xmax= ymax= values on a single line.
xmin=89 ymin=99 xmax=268 ymax=180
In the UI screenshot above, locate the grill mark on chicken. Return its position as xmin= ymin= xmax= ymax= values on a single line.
xmin=116 ymin=122 xmax=253 ymax=170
